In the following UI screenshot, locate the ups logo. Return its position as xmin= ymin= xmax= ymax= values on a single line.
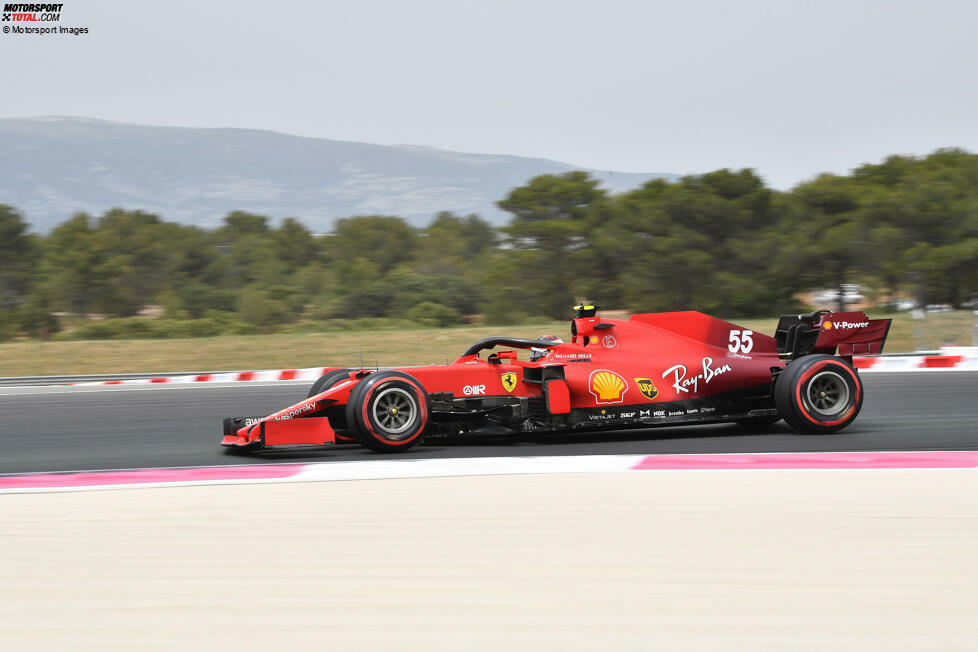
xmin=635 ymin=378 xmax=658 ymax=401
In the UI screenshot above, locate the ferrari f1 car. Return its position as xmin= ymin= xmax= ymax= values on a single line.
xmin=221 ymin=306 xmax=891 ymax=453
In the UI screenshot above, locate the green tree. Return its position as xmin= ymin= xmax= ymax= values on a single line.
xmin=221 ymin=210 xmax=269 ymax=238
xmin=414 ymin=212 xmax=497 ymax=276
xmin=325 ymin=216 xmax=418 ymax=275
xmin=0 ymin=205 xmax=39 ymax=312
xmin=270 ymin=217 xmax=320 ymax=268
xmin=786 ymin=174 xmax=868 ymax=311
xmin=597 ymin=169 xmax=797 ymax=315
xmin=40 ymin=213 xmax=100 ymax=314
xmin=497 ymin=172 xmax=605 ymax=318
xmin=853 ymin=149 xmax=978 ymax=306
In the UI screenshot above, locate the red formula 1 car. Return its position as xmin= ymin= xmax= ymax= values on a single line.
xmin=221 ymin=305 xmax=891 ymax=453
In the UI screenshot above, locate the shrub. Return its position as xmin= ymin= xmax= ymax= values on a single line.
xmin=402 ymin=301 xmax=462 ymax=328
xmin=237 ymin=289 xmax=293 ymax=331
xmin=52 ymin=315 xmax=258 ymax=341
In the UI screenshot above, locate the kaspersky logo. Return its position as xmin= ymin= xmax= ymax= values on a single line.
xmin=824 ymin=320 xmax=869 ymax=330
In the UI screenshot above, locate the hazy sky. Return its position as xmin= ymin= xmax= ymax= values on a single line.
xmin=2 ymin=0 xmax=976 ymax=188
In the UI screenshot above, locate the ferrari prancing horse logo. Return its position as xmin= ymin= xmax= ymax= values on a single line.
xmin=501 ymin=372 xmax=518 ymax=393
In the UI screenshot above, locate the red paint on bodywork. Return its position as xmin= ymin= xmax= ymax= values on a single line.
xmin=630 ymin=311 xmax=780 ymax=354
xmin=546 ymin=379 xmax=571 ymax=414
xmin=263 ymin=417 xmax=335 ymax=446
xmin=227 ymin=377 xmax=357 ymax=446
xmin=813 ymin=312 xmax=891 ymax=356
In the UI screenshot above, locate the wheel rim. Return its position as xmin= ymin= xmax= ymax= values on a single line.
xmin=371 ymin=387 xmax=417 ymax=439
xmin=806 ymin=370 xmax=850 ymax=416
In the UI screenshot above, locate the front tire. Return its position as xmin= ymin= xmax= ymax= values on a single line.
xmin=775 ymin=355 xmax=863 ymax=434
xmin=307 ymin=368 xmax=353 ymax=398
xmin=346 ymin=371 xmax=429 ymax=452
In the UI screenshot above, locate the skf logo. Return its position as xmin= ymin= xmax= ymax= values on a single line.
xmin=462 ymin=384 xmax=486 ymax=396
xmin=500 ymin=372 xmax=518 ymax=393
xmin=635 ymin=378 xmax=658 ymax=401
xmin=589 ymin=369 xmax=628 ymax=404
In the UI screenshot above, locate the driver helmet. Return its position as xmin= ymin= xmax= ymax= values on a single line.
xmin=529 ymin=334 xmax=562 ymax=361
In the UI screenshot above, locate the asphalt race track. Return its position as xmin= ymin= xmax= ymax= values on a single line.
xmin=1 ymin=372 xmax=975 ymax=475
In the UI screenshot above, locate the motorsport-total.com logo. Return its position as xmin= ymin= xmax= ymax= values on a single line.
xmin=2 ymin=3 xmax=63 ymax=21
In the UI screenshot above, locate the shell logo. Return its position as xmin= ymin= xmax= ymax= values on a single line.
xmin=589 ymin=369 xmax=628 ymax=404
xmin=823 ymin=321 xmax=833 ymax=330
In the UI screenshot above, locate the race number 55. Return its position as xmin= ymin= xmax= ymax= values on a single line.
xmin=728 ymin=329 xmax=754 ymax=354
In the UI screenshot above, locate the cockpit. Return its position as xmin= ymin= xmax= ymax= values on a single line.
xmin=456 ymin=303 xmax=604 ymax=363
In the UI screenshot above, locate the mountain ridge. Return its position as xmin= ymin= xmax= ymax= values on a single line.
xmin=0 ymin=116 xmax=676 ymax=231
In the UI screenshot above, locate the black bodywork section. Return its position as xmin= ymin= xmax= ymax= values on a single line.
xmin=422 ymin=382 xmax=778 ymax=440
xmin=775 ymin=310 xmax=829 ymax=359
xmin=461 ymin=337 xmax=559 ymax=357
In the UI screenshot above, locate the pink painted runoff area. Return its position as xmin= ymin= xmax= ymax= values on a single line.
xmin=632 ymin=451 xmax=978 ymax=470
xmin=0 ymin=464 xmax=305 ymax=490
xmin=0 ymin=451 xmax=974 ymax=492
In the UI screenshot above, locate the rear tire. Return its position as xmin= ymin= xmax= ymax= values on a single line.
xmin=775 ymin=355 xmax=863 ymax=434
xmin=346 ymin=371 xmax=429 ymax=453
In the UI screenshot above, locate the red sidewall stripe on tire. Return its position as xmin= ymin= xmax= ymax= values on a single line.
xmin=794 ymin=361 xmax=861 ymax=427
xmin=360 ymin=378 xmax=428 ymax=446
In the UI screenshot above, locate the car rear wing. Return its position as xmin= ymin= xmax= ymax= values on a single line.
xmin=775 ymin=310 xmax=891 ymax=359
